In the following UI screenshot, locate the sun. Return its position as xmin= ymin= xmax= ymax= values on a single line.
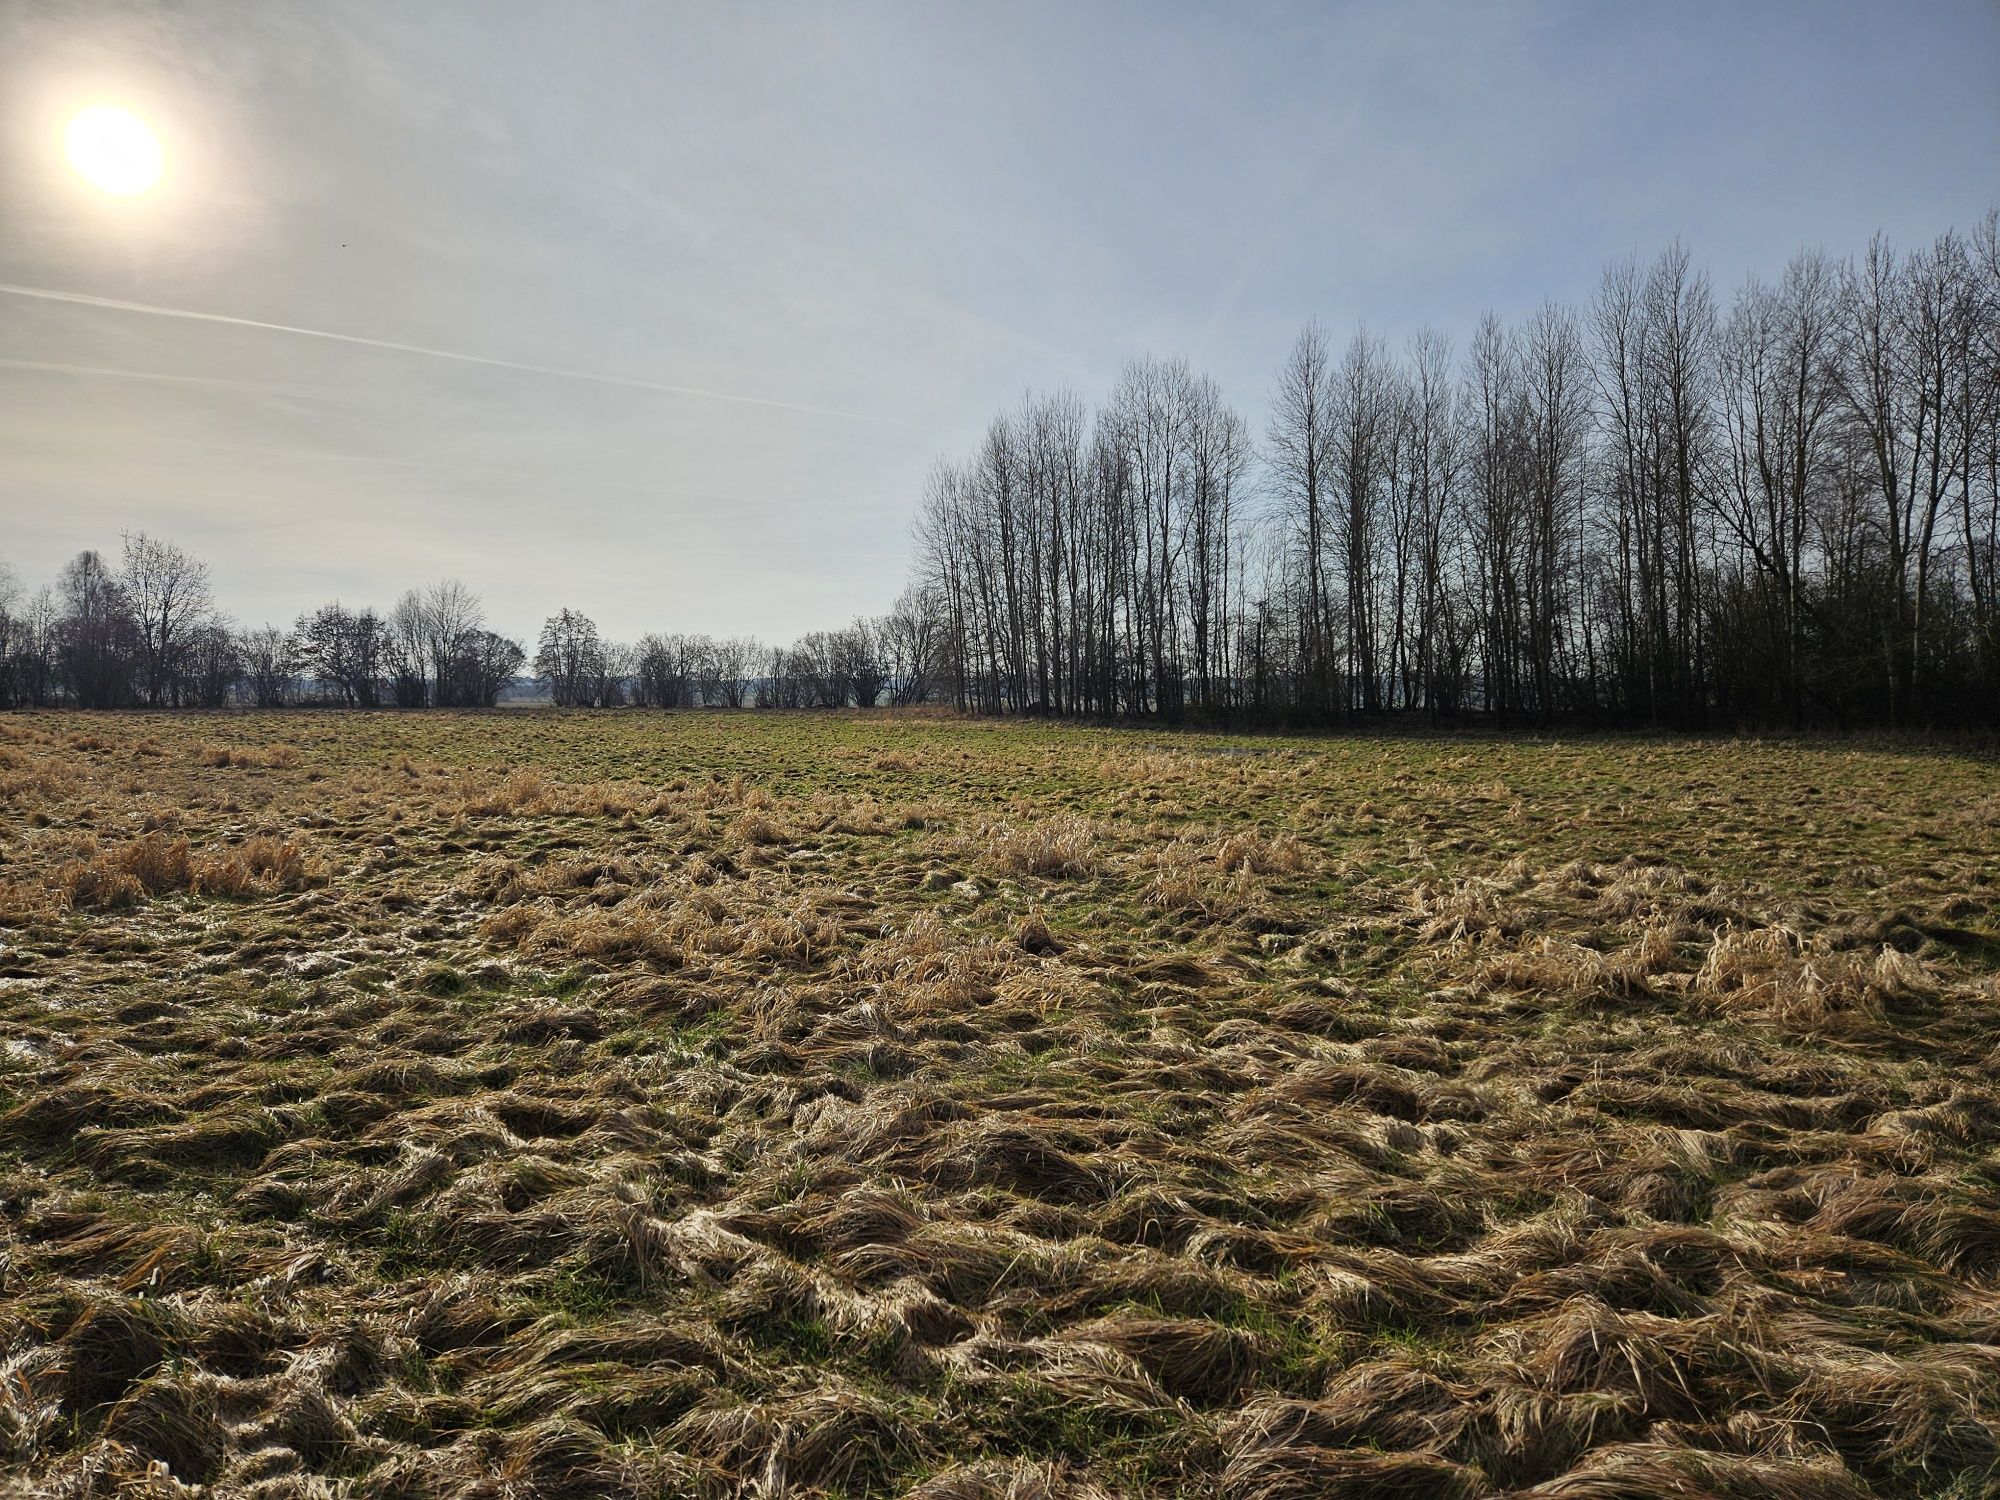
xmin=66 ymin=105 xmax=163 ymax=196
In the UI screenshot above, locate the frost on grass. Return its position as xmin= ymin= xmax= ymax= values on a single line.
xmin=0 ymin=713 xmax=1996 ymax=1496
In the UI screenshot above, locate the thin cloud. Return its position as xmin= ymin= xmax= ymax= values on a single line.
xmin=0 ymin=282 xmax=883 ymax=424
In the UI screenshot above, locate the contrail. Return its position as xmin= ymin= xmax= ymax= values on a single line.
xmin=0 ymin=281 xmax=879 ymax=423
xmin=0 ymin=356 xmax=298 ymax=389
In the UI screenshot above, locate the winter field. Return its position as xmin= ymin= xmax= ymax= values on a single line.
xmin=1 ymin=712 xmax=1998 ymax=1498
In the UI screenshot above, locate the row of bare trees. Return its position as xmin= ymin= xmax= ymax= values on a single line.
xmin=0 ymin=556 xmax=525 ymax=710
xmin=915 ymin=365 xmax=1251 ymax=718
xmin=0 ymin=546 xmax=936 ymax=712
xmin=284 ymin=582 xmax=525 ymax=708
xmin=0 ymin=537 xmax=236 ymax=709
xmin=914 ymin=216 xmax=2000 ymax=728
xmin=532 ymin=589 xmax=946 ymax=710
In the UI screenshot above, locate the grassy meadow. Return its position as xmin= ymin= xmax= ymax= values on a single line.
xmin=1 ymin=711 xmax=1998 ymax=1498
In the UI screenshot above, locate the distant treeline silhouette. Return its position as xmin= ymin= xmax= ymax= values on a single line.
xmin=3 ymin=215 xmax=1995 ymax=727
xmin=0 ymin=539 xmax=938 ymax=711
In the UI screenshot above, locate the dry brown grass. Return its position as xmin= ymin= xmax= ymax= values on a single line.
xmin=1213 ymin=830 xmax=1307 ymax=876
xmin=196 ymin=739 xmax=303 ymax=769
xmin=0 ymin=712 xmax=1994 ymax=1496
xmin=51 ymin=830 xmax=320 ymax=908
xmin=1691 ymin=924 xmax=1939 ymax=1033
xmin=984 ymin=813 xmax=1102 ymax=879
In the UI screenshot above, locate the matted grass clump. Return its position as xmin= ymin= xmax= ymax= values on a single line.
xmin=53 ymin=829 xmax=320 ymax=908
xmin=0 ymin=710 xmax=1996 ymax=1496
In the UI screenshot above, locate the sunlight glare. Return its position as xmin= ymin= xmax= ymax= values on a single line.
xmin=65 ymin=105 xmax=163 ymax=196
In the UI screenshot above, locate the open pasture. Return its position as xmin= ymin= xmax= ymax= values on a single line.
xmin=1 ymin=713 xmax=1997 ymax=1497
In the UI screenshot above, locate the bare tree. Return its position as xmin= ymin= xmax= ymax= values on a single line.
xmin=183 ymin=621 xmax=241 ymax=708
xmin=1717 ymin=252 xmax=1840 ymax=723
xmin=416 ymin=579 xmax=486 ymax=708
xmin=1519 ymin=301 xmax=1592 ymax=723
xmin=237 ymin=625 xmax=295 ymax=708
xmin=385 ymin=593 xmax=430 ymax=707
xmin=634 ymin=633 xmax=699 ymax=708
xmin=454 ymin=630 xmax=525 ymax=707
xmin=58 ymin=550 xmax=136 ymax=708
xmin=1267 ymin=323 xmax=1338 ymax=715
xmin=592 ymin=641 xmax=633 ymax=707
xmin=1465 ymin=313 xmax=1527 ymax=725
xmin=1330 ymin=330 xmax=1394 ymax=714
xmin=292 ymin=602 xmax=387 ymax=707
xmin=6 ymin=588 xmax=61 ymax=708
xmin=707 ymin=637 xmax=759 ymax=708
xmin=536 ymin=607 xmax=605 ymax=708
xmin=838 ymin=621 xmax=887 ymax=707
xmin=878 ymin=585 xmax=945 ymax=705
xmin=1404 ymin=328 xmax=1465 ymax=717
xmin=121 ymin=532 xmax=215 ymax=707
xmin=0 ymin=561 xmax=20 ymax=709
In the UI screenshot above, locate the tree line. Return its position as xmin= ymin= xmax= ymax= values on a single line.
xmin=0 ymin=547 xmax=529 ymax=710
xmin=3 ymin=214 xmax=1994 ymax=727
xmin=912 ymin=215 xmax=2000 ymax=728
xmin=519 ymin=594 xmax=949 ymax=710
xmin=0 ymin=539 xmax=942 ymax=711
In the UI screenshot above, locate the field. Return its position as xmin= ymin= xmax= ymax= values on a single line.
xmin=2 ymin=712 xmax=1998 ymax=1499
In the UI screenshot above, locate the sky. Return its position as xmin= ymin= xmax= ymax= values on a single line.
xmin=2 ymin=0 xmax=1996 ymax=647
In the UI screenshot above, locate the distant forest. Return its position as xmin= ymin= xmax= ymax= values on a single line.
xmin=3 ymin=214 xmax=1996 ymax=729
